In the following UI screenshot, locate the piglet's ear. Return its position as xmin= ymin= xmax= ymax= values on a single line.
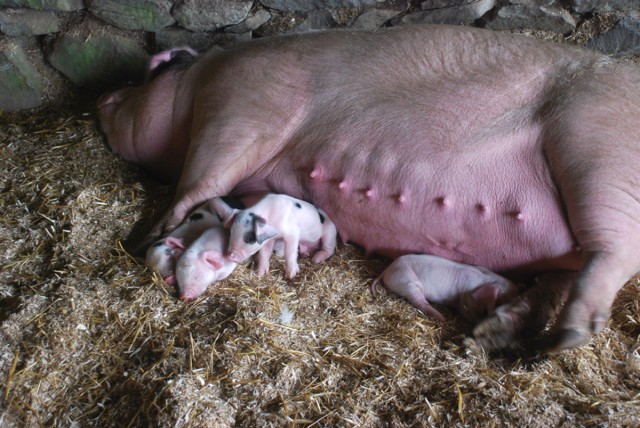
xmin=202 ymin=250 xmax=224 ymax=270
xmin=471 ymin=283 xmax=500 ymax=313
xmin=254 ymin=216 xmax=278 ymax=244
xmin=209 ymin=197 xmax=240 ymax=228
xmin=223 ymin=212 xmax=239 ymax=229
xmin=164 ymin=237 xmax=186 ymax=251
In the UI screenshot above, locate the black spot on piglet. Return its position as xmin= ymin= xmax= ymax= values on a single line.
xmin=295 ymin=202 xmax=302 ymax=209
xmin=243 ymin=231 xmax=257 ymax=244
xmin=188 ymin=212 xmax=204 ymax=222
xmin=318 ymin=211 xmax=325 ymax=224
xmin=243 ymin=212 xmax=255 ymax=227
xmin=221 ymin=195 xmax=246 ymax=210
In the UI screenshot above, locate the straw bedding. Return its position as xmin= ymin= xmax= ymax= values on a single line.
xmin=1 ymin=28 xmax=640 ymax=428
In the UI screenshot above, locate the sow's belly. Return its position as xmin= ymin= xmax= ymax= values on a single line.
xmin=271 ymin=126 xmax=583 ymax=276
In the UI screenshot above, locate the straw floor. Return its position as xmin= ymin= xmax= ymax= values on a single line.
xmin=2 ymin=25 xmax=640 ymax=428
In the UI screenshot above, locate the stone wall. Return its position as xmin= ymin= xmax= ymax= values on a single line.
xmin=1 ymin=0 xmax=639 ymax=112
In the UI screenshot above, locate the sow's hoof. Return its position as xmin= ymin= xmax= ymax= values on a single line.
xmin=535 ymin=328 xmax=590 ymax=354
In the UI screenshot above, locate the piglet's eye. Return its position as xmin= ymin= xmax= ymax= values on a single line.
xmin=188 ymin=212 xmax=204 ymax=222
xmin=243 ymin=231 xmax=256 ymax=244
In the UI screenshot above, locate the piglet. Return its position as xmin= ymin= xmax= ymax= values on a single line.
xmin=145 ymin=203 xmax=221 ymax=285
xmin=213 ymin=194 xmax=337 ymax=279
xmin=174 ymin=226 xmax=237 ymax=300
xmin=371 ymin=254 xmax=520 ymax=322
xmin=145 ymin=196 xmax=246 ymax=285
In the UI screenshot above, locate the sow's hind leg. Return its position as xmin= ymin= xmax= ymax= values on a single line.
xmin=478 ymin=65 xmax=640 ymax=352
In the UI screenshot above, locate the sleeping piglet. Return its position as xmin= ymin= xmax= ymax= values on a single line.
xmin=145 ymin=196 xmax=248 ymax=285
xmin=371 ymin=254 xmax=520 ymax=322
xmin=174 ymin=226 xmax=237 ymax=300
xmin=213 ymin=194 xmax=337 ymax=279
xmin=145 ymin=202 xmax=222 ymax=285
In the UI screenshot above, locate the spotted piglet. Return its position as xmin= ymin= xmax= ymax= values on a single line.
xmin=212 ymin=194 xmax=337 ymax=279
xmin=145 ymin=196 xmax=245 ymax=285
xmin=371 ymin=254 xmax=520 ymax=322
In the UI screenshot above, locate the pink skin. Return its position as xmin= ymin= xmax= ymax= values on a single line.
xmin=147 ymin=47 xmax=198 ymax=80
xmin=213 ymin=194 xmax=337 ymax=279
xmin=175 ymin=226 xmax=237 ymax=300
xmin=98 ymin=25 xmax=640 ymax=352
xmin=146 ymin=194 xmax=265 ymax=287
xmin=371 ymin=254 xmax=520 ymax=322
xmin=145 ymin=202 xmax=222 ymax=284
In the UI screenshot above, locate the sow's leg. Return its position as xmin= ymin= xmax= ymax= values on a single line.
xmin=478 ymin=64 xmax=640 ymax=352
xmin=142 ymin=59 xmax=310 ymax=248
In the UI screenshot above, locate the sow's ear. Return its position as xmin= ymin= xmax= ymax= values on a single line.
xmin=254 ymin=216 xmax=278 ymax=244
xmin=209 ymin=197 xmax=240 ymax=227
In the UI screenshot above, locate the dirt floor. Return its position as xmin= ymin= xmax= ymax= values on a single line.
xmin=2 ymin=26 xmax=640 ymax=428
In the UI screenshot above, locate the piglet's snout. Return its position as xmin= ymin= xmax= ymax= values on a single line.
xmin=180 ymin=289 xmax=197 ymax=301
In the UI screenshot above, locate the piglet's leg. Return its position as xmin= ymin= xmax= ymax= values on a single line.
xmin=401 ymin=283 xmax=446 ymax=322
xmin=255 ymin=240 xmax=276 ymax=276
xmin=311 ymin=218 xmax=337 ymax=263
xmin=283 ymin=232 xmax=301 ymax=280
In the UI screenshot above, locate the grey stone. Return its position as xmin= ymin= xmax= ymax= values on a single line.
xmin=47 ymin=24 xmax=148 ymax=89
xmin=587 ymin=14 xmax=640 ymax=56
xmin=0 ymin=8 xmax=59 ymax=36
xmin=572 ymin=0 xmax=640 ymax=14
xmin=488 ymin=4 xmax=576 ymax=34
xmin=155 ymin=28 xmax=251 ymax=52
xmin=225 ymin=9 xmax=271 ymax=34
xmin=0 ymin=0 xmax=84 ymax=11
xmin=260 ymin=0 xmax=380 ymax=13
xmin=349 ymin=8 xmax=403 ymax=30
xmin=155 ymin=28 xmax=216 ymax=52
xmin=173 ymin=0 xmax=253 ymax=32
xmin=289 ymin=9 xmax=337 ymax=32
xmin=209 ymin=32 xmax=252 ymax=48
xmin=0 ymin=38 xmax=43 ymax=111
xmin=505 ymin=0 xmax=555 ymax=5
xmin=400 ymin=0 xmax=495 ymax=25
xmin=87 ymin=0 xmax=175 ymax=32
